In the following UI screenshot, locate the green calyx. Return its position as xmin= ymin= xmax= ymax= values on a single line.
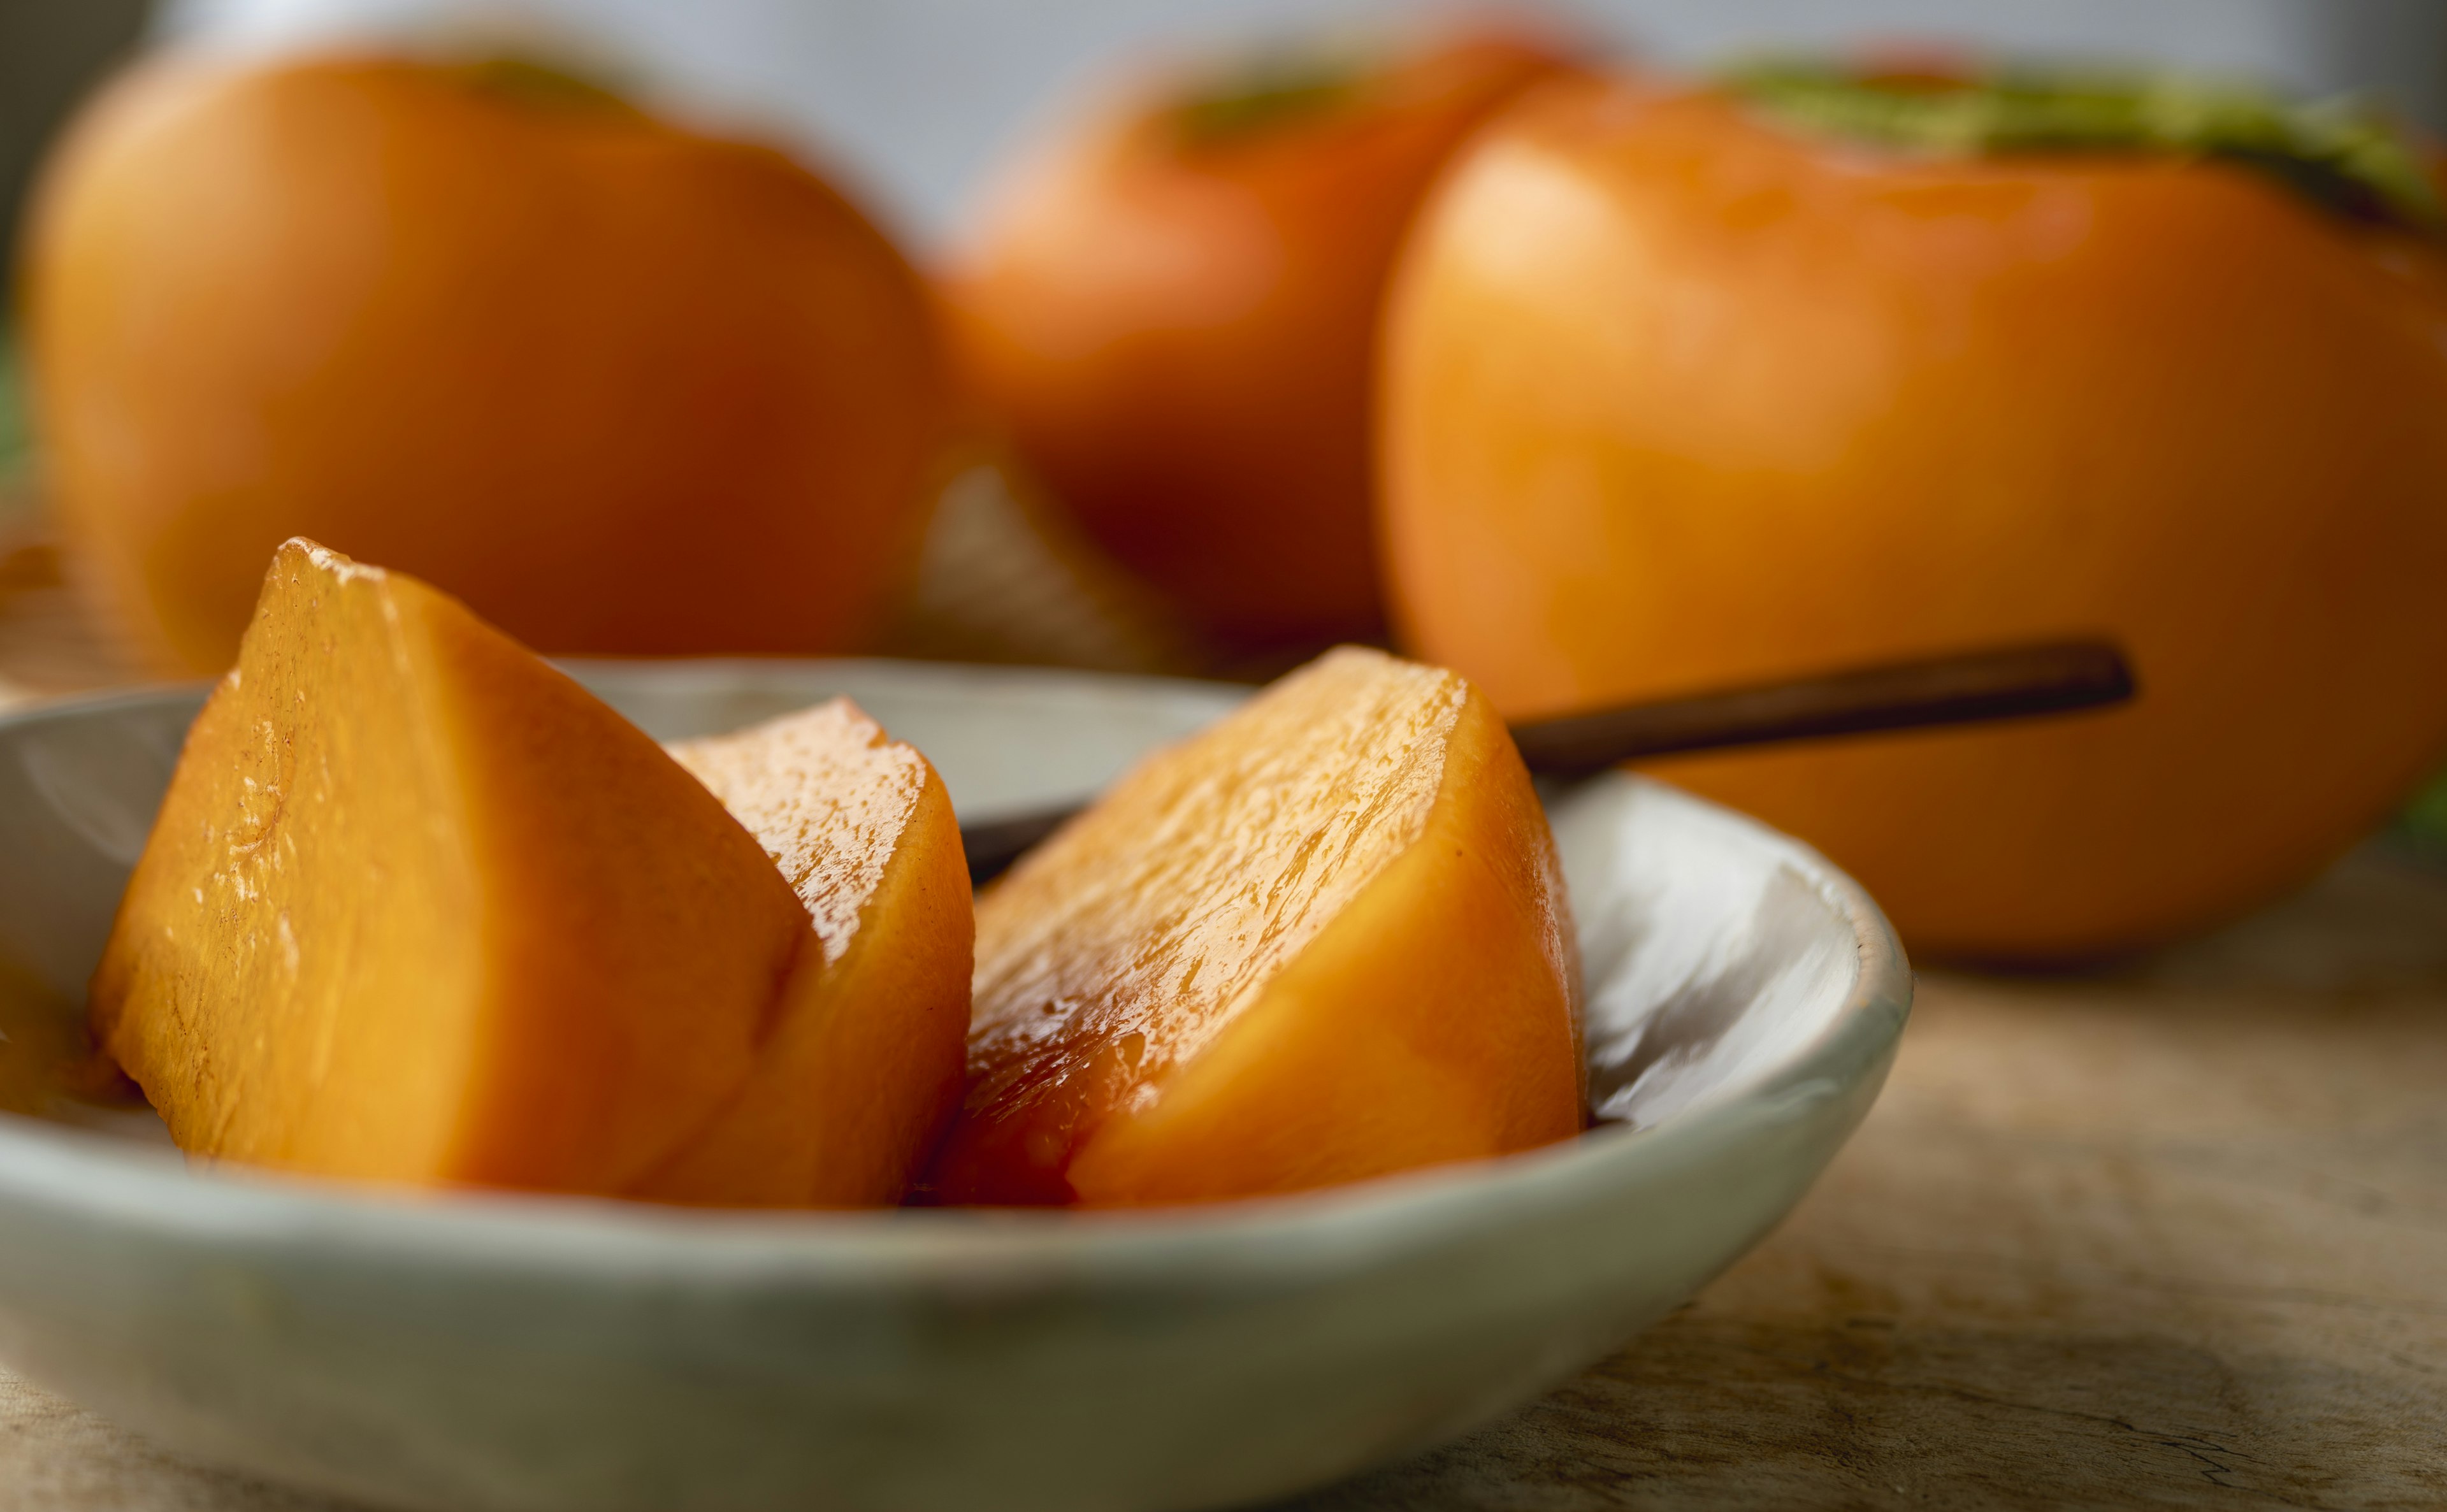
xmin=1722 ymin=62 xmax=2443 ymax=233
xmin=2403 ymin=768 xmax=2447 ymax=867
xmin=1168 ymin=51 xmax=1368 ymax=145
xmin=449 ymin=56 xmax=640 ymax=117
xmin=0 ymin=337 xmax=29 ymax=490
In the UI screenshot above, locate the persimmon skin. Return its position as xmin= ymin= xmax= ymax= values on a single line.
xmin=27 ymin=54 xmax=948 ymax=675
xmin=941 ymin=31 xmax=1569 ymax=654
xmin=1381 ymin=75 xmax=2447 ymax=958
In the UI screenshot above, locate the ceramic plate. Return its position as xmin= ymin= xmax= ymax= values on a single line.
xmin=0 ymin=659 xmax=1909 ymax=1512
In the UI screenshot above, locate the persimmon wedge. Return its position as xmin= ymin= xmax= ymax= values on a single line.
xmin=92 ymin=541 xmax=963 ymax=1206
xmin=930 ymin=646 xmax=1583 ymax=1207
xmin=638 ymin=700 xmax=972 ymax=1208
xmin=94 ymin=540 xmax=802 ymax=1192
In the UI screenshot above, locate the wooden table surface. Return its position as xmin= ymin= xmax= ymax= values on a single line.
xmin=3 ymin=531 xmax=2443 ymax=1511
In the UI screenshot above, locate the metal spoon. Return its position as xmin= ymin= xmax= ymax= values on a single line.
xmin=960 ymin=638 xmax=2135 ymax=884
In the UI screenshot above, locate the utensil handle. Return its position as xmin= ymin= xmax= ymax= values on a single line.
xmin=962 ymin=638 xmax=2135 ymax=884
xmin=1508 ymin=638 xmax=2135 ymax=779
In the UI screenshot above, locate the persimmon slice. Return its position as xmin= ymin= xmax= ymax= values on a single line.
xmin=931 ymin=645 xmax=1583 ymax=1206
xmin=93 ymin=540 xmax=807 ymax=1193
xmin=636 ymin=700 xmax=972 ymax=1207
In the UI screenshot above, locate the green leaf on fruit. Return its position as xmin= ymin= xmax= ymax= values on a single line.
xmin=2400 ymin=768 xmax=2447 ymax=866
xmin=1724 ymin=61 xmax=2443 ymax=234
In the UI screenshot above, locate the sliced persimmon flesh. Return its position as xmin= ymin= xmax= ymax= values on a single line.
xmin=930 ymin=645 xmax=1584 ymax=1206
xmin=93 ymin=540 xmax=808 ymax=1193
xmin=635 ymin=700 xmax=972 ymax=1207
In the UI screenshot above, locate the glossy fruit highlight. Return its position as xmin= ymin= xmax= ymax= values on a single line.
xmin=96 ymin=542 xmax=968 ymax=1205
xmin=94 ymin=540 xmax=807 ymax=1191
xmin=930 ymin=645 xmax=1583 ymax=1206
xmin=641 ymin=699 xmax=972 ymax=1208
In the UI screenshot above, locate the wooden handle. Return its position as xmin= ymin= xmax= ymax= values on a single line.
xmin=962 ymin=638 xmax=2135 ymax=884
xmin=1507 ymin=638 xmax=2135 ymax=778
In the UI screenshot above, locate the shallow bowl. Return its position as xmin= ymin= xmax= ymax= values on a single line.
xmin=0 ymin=659 xmax=1909 ymax=1512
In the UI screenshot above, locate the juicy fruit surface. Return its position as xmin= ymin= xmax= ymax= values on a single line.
xmin=942 ymin=32 xmax=1564 ymax=653
xmin=972 ymin=654 xmax=1457 ymax=1102
xmin=637 ymin=701 xmax=973 ymax=1207
xmin=672 ymin=702 xmax=935 ymax=961
xmin=1380 ymin=75 xmax=2447 ymax=958
xmin=932 ymin=647 xmax=1582 ymax=1206
xmin=93 ymin=541 xmax=806 ymax=1192
xmin=27 ymin=55 xmax=944 ymax=673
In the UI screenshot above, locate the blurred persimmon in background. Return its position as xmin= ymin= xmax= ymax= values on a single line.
xmin=1382 ymin=64 xmax=2447 ymax=959
xmin=25 ymin=52 xmax=948 ymax=675
xmin=941 ymin=24 xmax=1571 ymax=658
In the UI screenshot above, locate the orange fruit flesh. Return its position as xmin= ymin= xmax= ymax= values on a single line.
xmin=635 ymin=700 xmax=973 ymax=1208
xmin=92 ymin=540 xmax=807 ymax=1192
xmin=930 ymin=645 xmax=1583 ymax=1207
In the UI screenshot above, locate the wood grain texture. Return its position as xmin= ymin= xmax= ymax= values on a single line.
xmin=0 ymin=1372 xmax=335 ymax=1512
xmin=1288 ymin=850 xmax=2447 ymax=1512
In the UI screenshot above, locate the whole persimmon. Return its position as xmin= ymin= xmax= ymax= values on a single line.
xmin=1381 ymin=66 xmax=2447 ymax=959
xmin=25 ymin=53 xmax=948 ymax=674
xmin=941 ymin=26 xmax=1570 ymax=655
